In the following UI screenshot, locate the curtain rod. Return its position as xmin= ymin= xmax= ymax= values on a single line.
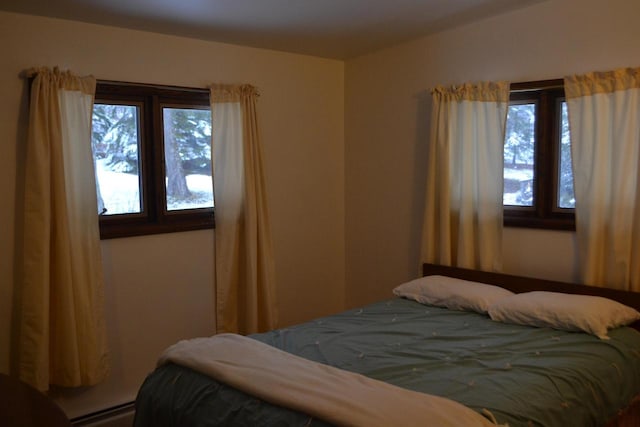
xmin=510 ymin=78 xmax=564 ymax=92
xmin=96 ymin=79 xmax=210 ymax=94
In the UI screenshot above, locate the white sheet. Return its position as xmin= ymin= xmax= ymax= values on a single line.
xmin=159 ymin=333 xmax=504 ymax=427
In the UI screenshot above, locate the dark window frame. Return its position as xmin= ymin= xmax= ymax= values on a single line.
xmin=94 ymin=81 xmax=214 ymax=239
xmin=503 ymin=79 xmax=575 ymax=231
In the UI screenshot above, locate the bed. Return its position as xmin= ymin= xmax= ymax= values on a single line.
xmin=133 ymin=264 xmax=640 ymax=426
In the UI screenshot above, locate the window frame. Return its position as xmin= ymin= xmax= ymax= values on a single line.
xmin=94 ymin=81 xmax=214 ymax=239
xmin=503 ymin=79 xmax=575 ymax=231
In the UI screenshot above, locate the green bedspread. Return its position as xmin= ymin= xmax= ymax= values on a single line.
xmin=134 ymin=298 xmax=640 ymax=427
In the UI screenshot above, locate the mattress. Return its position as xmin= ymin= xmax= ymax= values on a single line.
xmin=134 ymin=298 xmax=640 ymax=426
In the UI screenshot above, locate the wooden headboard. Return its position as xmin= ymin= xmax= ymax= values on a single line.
xmin=422 ymin=263 xmax=640 ymax=315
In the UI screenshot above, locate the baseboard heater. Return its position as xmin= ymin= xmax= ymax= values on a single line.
xmin=71 ymin=401 xmax=135 ymax=427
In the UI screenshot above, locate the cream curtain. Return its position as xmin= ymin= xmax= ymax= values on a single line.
xmin=210 ymin=84 xmax=278 ymax=334
xmin=565 ymin=67 xmax=640 ymax=291
xmin=20 ymin=68 xmax=108 ymax=391
xmin=421 ymin=82 xmax=509 ymax=272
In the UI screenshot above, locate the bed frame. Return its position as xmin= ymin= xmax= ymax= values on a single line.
xmin=422 ymin=263 xmax=640 ymax=427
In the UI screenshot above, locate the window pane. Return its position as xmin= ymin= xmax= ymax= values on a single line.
xmin=92 ymin=104 xmax=142 ymax=215
xmin=557 ymin=102 xmax=575 ymax=208
xmin=504 ymin=103 xmax=536 ymax=206
xmin=162 ymin=107 xmax=213 ymax=211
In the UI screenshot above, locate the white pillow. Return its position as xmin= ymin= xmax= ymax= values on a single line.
xmin=488 ymin=291 xmax=640 ymax=339
xmin=393 ymin=275 xmax=514 ymax=314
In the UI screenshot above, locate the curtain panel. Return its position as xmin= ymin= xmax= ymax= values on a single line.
xmin=421 ymin=81 xmax=509 ymax=272
xmin=565 ymin=67 xmax=640 ymax=291
xmin=210 ymin=84 xmax=278 ymax=334
xmin=20 ymin=67 xmax=108 ymax=391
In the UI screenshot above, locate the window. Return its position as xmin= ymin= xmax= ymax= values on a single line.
xmin=92 ymin=82 xmax=214 ymax=238
xmin=503 ymin=79 xmax=575 ymax=230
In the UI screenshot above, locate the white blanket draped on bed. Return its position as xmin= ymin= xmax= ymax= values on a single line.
xmin=158 ymin=333 xmax=504 ymax=427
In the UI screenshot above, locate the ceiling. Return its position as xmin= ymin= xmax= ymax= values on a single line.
xmin=0 ymin=0 xmax=544 ymax=59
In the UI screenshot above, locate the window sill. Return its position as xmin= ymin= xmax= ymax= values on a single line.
xmin=99 ymin=212 xmax=214 ymax=239
xmin=503 ymin=215 xmax=575 ymax=231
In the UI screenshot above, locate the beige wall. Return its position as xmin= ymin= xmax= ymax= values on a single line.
xmin=0 ymin=11 xmax=345 ymax=417
xmin=344 ymin=0 xmax=640 ymax=307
